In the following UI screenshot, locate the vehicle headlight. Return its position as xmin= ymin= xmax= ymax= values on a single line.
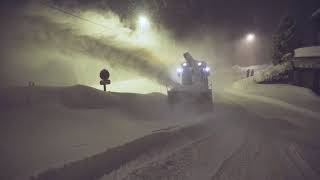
xmin=177 ymin=67 xmax=183 ymax=73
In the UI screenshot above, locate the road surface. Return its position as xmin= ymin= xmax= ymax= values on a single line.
xmin=106 ymin=91 xmax=320 ymax=180
xmin=33 ymin=90 xmax=320 ymax=180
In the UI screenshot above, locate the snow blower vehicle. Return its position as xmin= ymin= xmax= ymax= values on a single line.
xmin=167 ymin=52 xmax=213 ymax=109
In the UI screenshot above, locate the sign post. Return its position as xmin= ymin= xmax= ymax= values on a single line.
xmin=99 ymin=69 xmax=111 ymax=92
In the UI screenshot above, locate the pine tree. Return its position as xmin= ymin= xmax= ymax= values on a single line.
xmin=272 ymin=16 xmax=302 ymax=65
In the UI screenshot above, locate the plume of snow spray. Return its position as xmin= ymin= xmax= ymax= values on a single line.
xmin=0 ymin=1 xmax=179 ymax=87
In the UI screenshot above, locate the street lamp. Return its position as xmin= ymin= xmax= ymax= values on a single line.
xmin=246 ymin=33 xmax=255 ymax=43
xmin=137 ymin=15 xmax=150 ymax=31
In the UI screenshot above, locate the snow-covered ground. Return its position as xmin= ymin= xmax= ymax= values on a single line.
xmin=2 ymin=79 xmax=320 ymax=180
xmin=100 ymin=79 xmax=320 ymax=180
xmin=100 ymin=80 xmax=320 ymax=180
xmin=231 ymin=77 xmax=320 ymax=114
xmin=0 ymin=85 xmax=196 ymax=180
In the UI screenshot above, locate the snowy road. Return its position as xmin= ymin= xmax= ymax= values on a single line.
xmin=102 ymin=91 xmax=320 ymax=180
xmin=5 ymin=86 xmax=318 ymax=180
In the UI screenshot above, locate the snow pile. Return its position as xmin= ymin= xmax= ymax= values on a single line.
xmin=0 ymin=85 xmax=195 ymax=180
xmin=253 ymin=62 xmax=293 ymax=83
xmin=0 ymin=85 xmax=170 ymax=118
xmin=232 ymin=77 xmax=320 ymax=114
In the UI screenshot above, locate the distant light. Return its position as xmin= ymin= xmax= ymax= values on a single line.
xmin=204 ymin=67 xmax=210 ymax=72
xmin=198 ymin=62 xmax=202 ymax=66
xmin=137 ymin=15 xmax=150 ymax=30
xmin=177 ymin=67 xmax=183 ymax=73
xmin=182 ymin=63 xmax=187 ymax=67
xmin=246 ymin=33 xmax=255 ymax=43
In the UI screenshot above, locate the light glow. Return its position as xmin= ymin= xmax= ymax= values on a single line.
xmin=137 ymin=15 xmax=150 ymax=31
xmin=204 ymin=67 xmax=210 ymax=72
xmin=246 ymin=33 xmax=255 ymax=43
xmin=198 ymin=62 xmax=202 ymax=66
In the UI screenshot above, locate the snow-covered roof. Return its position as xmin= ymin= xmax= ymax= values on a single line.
xmin=293 ymin=47 xmax=320 ymax=68
xmin=294 ymin=46 xmax=320 ymax=58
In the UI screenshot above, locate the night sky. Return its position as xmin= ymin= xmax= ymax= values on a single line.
xmin=107 ymin=0 xmax=320 ymax=63
xmin=2 ymin=0 xmax=320 ymax=40
xmin=0 ymin=0 xmax=319 ymax=87
xmin=76 ymin=0 xmax=320 ymax=41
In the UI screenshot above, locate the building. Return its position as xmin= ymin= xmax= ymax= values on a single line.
xmin=290 ymin=47 xmax=320 ymax=94
xmin=290 ymin=8 xmax=320 ymax=94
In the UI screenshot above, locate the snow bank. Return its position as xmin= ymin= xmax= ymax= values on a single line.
xmin=0 ymin=85 xmax=195 ymax=180
xmin=234 ymin=46 xmax=319 ymax=84
xmin=232 ymin=77 xmax=320 ymax=114
xmin=253 ymin=62 xmax=292 ymax=83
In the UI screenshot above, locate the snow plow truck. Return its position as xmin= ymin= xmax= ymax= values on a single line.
xmin=167 ymin=52 xmax=213 ymax=107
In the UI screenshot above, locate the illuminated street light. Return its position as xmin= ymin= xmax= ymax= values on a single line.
xmin=246 ymin=33 xmax=255 ymax=43
xmin=137 ymin=15 xmax=150 ymax=30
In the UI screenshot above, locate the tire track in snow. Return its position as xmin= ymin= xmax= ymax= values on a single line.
xmin=286 ymin=143 xmax=319 ymax=180
xmin=31 ymin=122 xmax=212 ymax=180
